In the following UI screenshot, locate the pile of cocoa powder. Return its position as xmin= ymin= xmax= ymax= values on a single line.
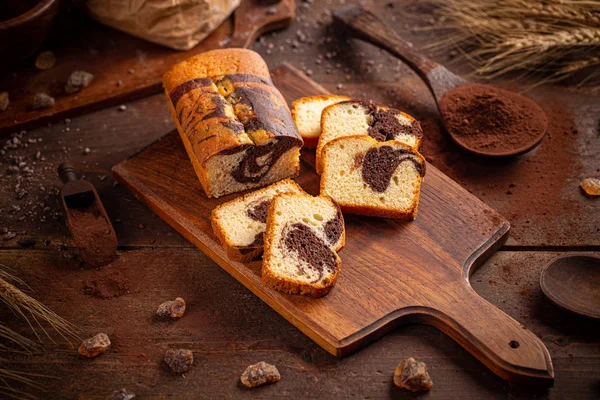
xmin=68 ymin=206 xmax=117 ymax=267
xmin=439 ymin=84 xmax=547 ymax=154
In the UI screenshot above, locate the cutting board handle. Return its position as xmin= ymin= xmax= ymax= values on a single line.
xmin=230 ymin=0 xmax=295 ymax=48
xmin=423 ymin=283 xmax=554 ymax=385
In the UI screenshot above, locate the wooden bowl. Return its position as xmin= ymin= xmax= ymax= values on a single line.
xmin=0 ymin=0 xmax=61 ymax=71
xmin=540 ymin=254 xmax=600 ymax=319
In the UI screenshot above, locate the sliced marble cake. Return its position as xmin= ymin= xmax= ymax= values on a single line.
xmin=291 ymin=95 xmax=350 ymax=148
xmin=211 ymin=179 xmax=304 ymax=262
xmin=262 ymin=193 xmax=345 ymax=297
xmin=315 ymin=100 xmax=423 ymax=174
xmin=320 ymin=135 xmax=426 ymax=220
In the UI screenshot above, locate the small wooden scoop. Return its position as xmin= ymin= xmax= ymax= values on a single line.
xmin=58 ymin=163 xmax=117 ymax=267
xmin=541 ymin=255 xmax=600 ymax=319
xmin=333 ymin=6 xmax=548 ymax=157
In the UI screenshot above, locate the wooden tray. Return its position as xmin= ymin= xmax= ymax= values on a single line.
xmin=0 ymin=0 xmax=294 ymax=135
xmin=112 ymin=64 xmax=554 ymax=386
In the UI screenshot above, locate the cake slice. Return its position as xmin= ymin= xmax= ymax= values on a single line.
xmin=291 ymin=95 xmax=351 ymax=148
xmin=211 ymin=179 xmax=305 ymax=262
xmin=315 ymin=100 xmax=423 ymax=174
xmin=263 ymin=193 xmax=345 ymax=297
xmin=320 ymin=135 xmax=426 ymax=219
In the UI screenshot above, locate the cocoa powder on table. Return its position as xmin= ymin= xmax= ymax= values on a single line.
xmin=438 ymin=84 xmax=547 ymax=154
xmin=69 ymin=206 xmax=117 ymax=267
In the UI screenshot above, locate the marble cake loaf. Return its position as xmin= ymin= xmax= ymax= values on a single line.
xmin=315 ymin=100 xmax=423 ymax=174
xmin=211 ymin=179 xmax=305 ymax=262
xmin=163 ymin=49 xmax=304 ymax=198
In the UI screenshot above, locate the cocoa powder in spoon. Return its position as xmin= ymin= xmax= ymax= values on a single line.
xmin=439 ymin=84 xmax=547 ymax=155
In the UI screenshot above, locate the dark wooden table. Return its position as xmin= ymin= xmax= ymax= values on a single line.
xmin=1 ymin=1 xmax=599 ymax=399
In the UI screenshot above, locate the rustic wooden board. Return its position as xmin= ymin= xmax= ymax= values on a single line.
xmin=111 ymin=64 xmax=554 ymax=385
xmin=5 ymin=249 xmax=598 ymax=399
xmin=0 ymin=0 xmax=294 ymax=135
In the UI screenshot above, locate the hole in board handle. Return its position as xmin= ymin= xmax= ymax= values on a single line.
xmin=509 ymin=340 xmax=520 ymax=349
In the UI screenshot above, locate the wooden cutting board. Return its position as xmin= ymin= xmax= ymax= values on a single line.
xmin=0 ymin=0 xmax=294 ymax=135
xmin=112 ymin=63 xmax=554 ymax=386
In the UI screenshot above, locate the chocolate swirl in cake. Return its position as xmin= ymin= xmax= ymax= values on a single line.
xmin=356 ymin=100 xmax=423 ymax=143
xmin=361 ymin=146 xmax=425 ymax=192
xmin=368 ymin=109 xmax=423 ymax=142
xmin=202 ymin=94 xmax=231 ymax=121
xmin=237 ymin=232 xmax=264 ymax=255
xmin=283 ymin=223 xmax=337 ymax=282
xmin=247 ymin=198 xmax=270 ymax=223
xmin=220 ymin=136 xmax=300 ymax=183
xmin=169 ymin=78 xmax=213 ymax=107
xmin=227 ymin=86 xmax=297 ymax=137
xmin=324 ymin=210 xmax=343 ymax=245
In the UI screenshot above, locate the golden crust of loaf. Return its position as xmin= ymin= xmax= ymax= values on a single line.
xmin=320 ymin=135 xmax=425 ymax=220
xmin=261 ymin=268 xmax=340 ymax=298
xmin=262 ymin=193 xmax=344 ymax=298
xmin=210 ymin=179 xmax=305 ymax=262
xmin=163 ymin=49 xmax=270 ymax=92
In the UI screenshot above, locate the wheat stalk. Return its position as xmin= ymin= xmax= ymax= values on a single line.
xmin=0 ymin=267 xmax=80 ymax=344
xmin=460 ymin=1 xmax=600 ymax=26
xmin=0 ymin=364 xmax=46 ymax=400
xmin=0 ymin=265 xmax=80 ymax=399
xmin=0 ymin=326 xmax=40 ymax=354
xmin=426 ymin=0 xmax=600 ymax=84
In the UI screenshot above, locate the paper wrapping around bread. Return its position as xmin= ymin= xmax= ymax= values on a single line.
xmin=163 ymin=49 xmax=303 ymax=198
xmin=86 ymin=0 xmax=240 ymax=51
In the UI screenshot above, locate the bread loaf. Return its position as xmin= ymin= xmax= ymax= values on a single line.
xmin=211 ymin=179 xmax=305 ymax=262
xmin=163 ymin=49 xmax=303 ymax=198
xmin=291 ymin=95 xmax=351 ymax=148
xmin=320 ymin=135 xmax=426 ymax=219
xmin=262 ymin=193 xmax=345 ymax=297
xmin=315 ymin=100 xmax=423 ymax=174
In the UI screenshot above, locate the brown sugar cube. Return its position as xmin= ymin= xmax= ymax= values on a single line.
xmin=393 ymin=357 xmax=433 ymax=392
xmin=581 ymin=178 xmax=600 ymax=196
xmin=78 ymin=333 xmax=111 ymax=358
xmin=108 ymin=388 xmax=135 ymax=400
xmin=156 ymin=297 xmax=186 ymax=318
xmin=240 ymin=361 xmax=281 ymax=388
xmin=164 ymin=349 xmax=193 ymax=374
xmin=32 ymin=93 xmax=55 ymax=110
xmin=0 ymin=92 xmax=8 ymax=111
xmin=35 ymin=51 xmax=56 ymax=70
xmin=65 ymin=71 xmax=94 ymax=94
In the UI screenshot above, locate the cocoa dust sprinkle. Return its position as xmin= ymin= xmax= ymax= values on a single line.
xmin=439 ymin=84 xmax=547 ymax=154
xmin=68 ymin=207 xmax=117 ymax=267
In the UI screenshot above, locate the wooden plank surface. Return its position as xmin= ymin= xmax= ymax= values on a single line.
xmin=0 ymin=0 xmax=295 ymax=134
xmin=1 ymin=250 xmax=598 ymax=399
xmin=0 ymin=0 xmax=598 ymax=398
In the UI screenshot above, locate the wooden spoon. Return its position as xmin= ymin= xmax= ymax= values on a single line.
xmin=540 ymin=255 xmax=600 ymax=319
xmin=333 ymin=6 xmax=548 ymax=157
